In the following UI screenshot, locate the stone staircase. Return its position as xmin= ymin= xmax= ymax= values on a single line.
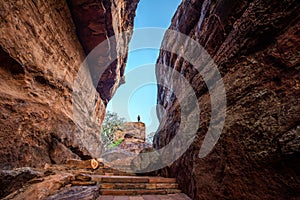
xmin=68 ymin=159 xmax=184 ymax=196
xmin=3 ymin=159 xmax=191 ymax=199
xmin=73 ymin=174 xmax=181 ymax=196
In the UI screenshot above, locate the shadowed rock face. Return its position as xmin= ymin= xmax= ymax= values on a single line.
xmin=0 ymin=0 xmax=139 ymax=169
xmin=0 ymin=167 xmax=44 ymax=198
xmin=154 ymin=0 xmax=300 ymax=199
xmin=68 ymin=0 xmax=139 ymax=104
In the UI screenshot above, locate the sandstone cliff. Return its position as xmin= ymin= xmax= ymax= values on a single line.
xmin=101 ymin=122 xmax=152 ymax=168
xmin=68 ymin=0 xmax=139 ymax=103
xmin=154 ymin=0 xmax=300 ymax=199
xmin=114 ymin=122 xmax=146 ymax=141
xmin=0 ymin=0 xmax=139 ymax=169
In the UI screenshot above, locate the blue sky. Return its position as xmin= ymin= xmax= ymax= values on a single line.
xmin=107 ymin=0 xmax=182 ymax=136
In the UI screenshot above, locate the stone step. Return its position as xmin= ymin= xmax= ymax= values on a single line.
xmin=97 ymin=194 xmax=191 ymax=200
xmin=99 ymin=183 xmax=179 ymax=190
xmin=99 ymin=189 xmax=182 ymax=196
xmin=90 ymin=175 xmax=177 ymax=184
xmin=92 ymin=176 xmax=149 ymax=183
xmin=71 ymin=180 xmax=97 ymax=186
xmin=93 ymin=166 xmax=136 ymax=176
xmin=93 ymin=171 xmax=136 ymax=176
xmin=148 ymin=177 xmax=177 ymax=183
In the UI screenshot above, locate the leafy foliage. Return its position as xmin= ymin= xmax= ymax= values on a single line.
xmin=101 ymin=111 xmax=126 ymax=148
xmin=108 ymin=138 xmax=124 ymax=148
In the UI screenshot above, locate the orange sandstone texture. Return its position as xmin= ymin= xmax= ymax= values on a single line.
xmin=0 ymin=0 xmax=139 ymax=168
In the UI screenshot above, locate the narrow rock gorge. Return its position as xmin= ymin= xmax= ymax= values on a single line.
xmin=154 ymin=0 xmax=300 ymax=199
xmin=0 ymin=0 xmax=139 ymax=169
xmin=1 ymin=0 xmax=300 ymax=199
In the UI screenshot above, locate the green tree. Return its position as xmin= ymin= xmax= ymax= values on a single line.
xmin=101 ymin=111 xmax=126 ymax=148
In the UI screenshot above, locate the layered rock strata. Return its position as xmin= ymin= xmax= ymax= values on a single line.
xmin=102 ymin=122 xmax=152 ymax=167
xmin=154 ymin=0 xmax=300 ymax=199
xmin=114 ymin=122 xmax=146 ymax=141
xmin=0 ymin=0 xmax=138 ymax=168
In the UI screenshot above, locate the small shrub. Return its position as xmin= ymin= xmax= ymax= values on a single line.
xmin=108 ymin=138 xmax=124 ymax=148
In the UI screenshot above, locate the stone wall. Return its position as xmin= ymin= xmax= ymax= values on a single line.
xmin=154 ymin=0 xmax=300 ymax=199
xmin=0 ymin=0 xmax=139 ymax=169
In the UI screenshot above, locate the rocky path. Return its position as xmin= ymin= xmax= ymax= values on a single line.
xmin=1 ymin=159 xmax=191 ymax=200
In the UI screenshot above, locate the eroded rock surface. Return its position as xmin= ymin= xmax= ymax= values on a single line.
xmin=102 ymin=122 xmax=152 ymax=169
xmin=0 ymin=0 xmax=139 ymax=168
xmin=0 ymin=167 xmax=43 ymax=198
xmin=114 ymin=122 xmax=146 ymax=141
xmin=154 ymin=0 xmax=300 ymax=199
xmin=1 ymin=160 xmax=186 ymax=199
xmin=68 ymin=0 xmax=139 ymax=103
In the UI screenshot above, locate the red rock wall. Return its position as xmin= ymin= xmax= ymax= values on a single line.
xmin=154 ymin=0 xmax=300 ymax=199
xmin=68 ymin=0 xmax=139 ymax=104
xmin=0 ymin=0 xmax=138 ymax=169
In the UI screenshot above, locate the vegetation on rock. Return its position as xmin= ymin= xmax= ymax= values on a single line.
xmin=108 ymin=138 xmax=125 ymax=148
xmin=101 ymin=111 xmax=126 ymax=148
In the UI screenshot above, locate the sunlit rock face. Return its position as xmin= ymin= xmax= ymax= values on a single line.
xmin=101 ymin=122 xmax=153 ymax=171
xmin=0 ymin=0 xmax=139 ymax=169
xmin=154 ymin=0 xmax=300 ymax=199
xmin=102 ymin=122 xmax=149 ymax=161
xmin=114 ymin=122 xmax=146 ymax=142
